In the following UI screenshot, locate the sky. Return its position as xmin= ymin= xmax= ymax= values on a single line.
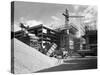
xmin=13 ymin=1 xmax=97 ymax=37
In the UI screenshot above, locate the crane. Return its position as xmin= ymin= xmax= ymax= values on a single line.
xmin=62 ymin=8 xmax=84 ymax=57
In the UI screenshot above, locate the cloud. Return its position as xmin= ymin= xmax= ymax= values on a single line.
xmin=47 ymin=16 xmax=64 ymax=29
xmin=73 ymin=5 xmax=79 ymax=11
xmin=82 ymin=6 xmax=97 ymax=30
xmin=68 ymin=6 xmax=97 ymax=37
xmin=19 ymin=17 xmax=43 ymax=27
xmin=14 ymin=17 xmax=43 ymax=32
xmin=25 ymin=20 xmax=43 ymax=27
xmin=51 ymin=16 xmax=61 ymax=21
xmin=13 ymin=23 xmax=21 ymax=32
xmin=69 ymin=12 xmax=76 ymax=16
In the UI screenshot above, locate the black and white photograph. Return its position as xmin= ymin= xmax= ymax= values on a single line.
xmin=11 ymin=1 xmax=97 ymax=74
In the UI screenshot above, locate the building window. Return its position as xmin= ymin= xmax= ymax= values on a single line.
xmin=43 ymin=28 xmax=47 ymax=33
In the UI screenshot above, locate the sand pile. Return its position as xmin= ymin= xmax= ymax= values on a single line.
xmin=14 ymin=38 xmax=61 ymax=74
